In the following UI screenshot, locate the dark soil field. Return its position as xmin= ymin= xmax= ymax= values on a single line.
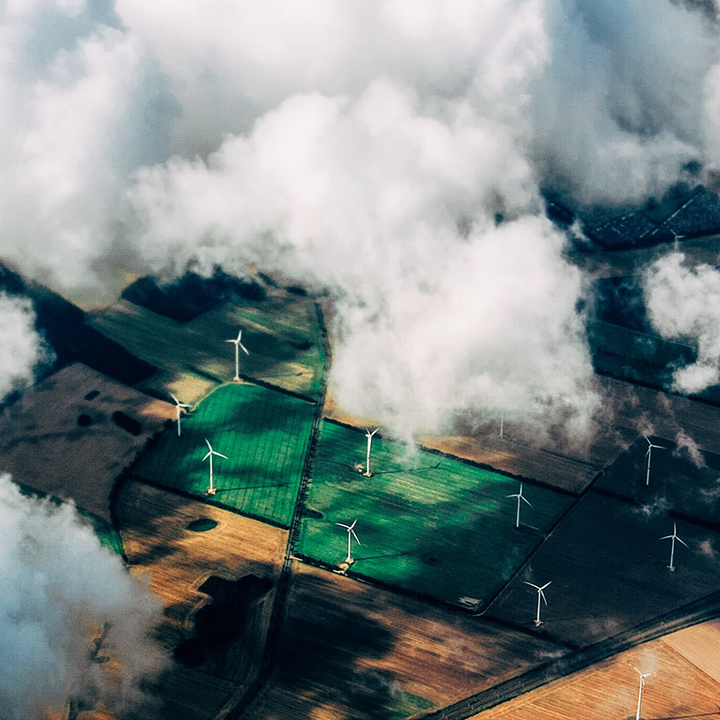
xmin=116 ymin=480 xmax=287 ymax=720
xmin=485 ymin=490 xmax=720 ymax=648
xmin=0 ymin=363 xmax=174 ymax=521
xmin=297 ymin=421 xmax=574 ymax=609
xmin=242 ymin=563 xmax=566 ymax=720
xmin=595 ymin=434 xmax=720 ymax=527
xmin=134 ymin=382 xmax=315 ymax=526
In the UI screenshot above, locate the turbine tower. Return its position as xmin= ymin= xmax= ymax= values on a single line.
xmin=499 ymin=409 xmax=504 ymax=439
xmin=523 ymin=580 xmax=551 ymax=626
xmin=203 ymin=438 xmax=228 ymax=496
xmin=363 ymin=428 xmax=378 ymax=477
xmin=169 ymin=392 xmax=190 ymax=437
xmin=226 ymin=329 xmax=249 ymax=381
xmin=336 ymin=519 xmax=361 ymax=563
xmin=661 ymin=521 xmax=688 ymax=571
xmin=633 ymin=666 xmax=652 ymax=720
xmin=507 ymin=483 xmax=532 ymax=529
xmin=644 ymin=435 xmax=665 ymax=486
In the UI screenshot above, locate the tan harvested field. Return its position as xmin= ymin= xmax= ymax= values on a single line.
xmin=242 ymin=562 xmax=566 ymax=720
xmin=116 ymin=480 xmax=288 ymax=720
xmin=0 ymin=363 xmax=174 ymax=521
xmin=472 ymin=621 xmax=720 ymax=720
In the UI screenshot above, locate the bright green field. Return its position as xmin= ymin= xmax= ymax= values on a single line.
xmin=297 ymin=422 xmax=574 ymax=609
xmin=134 ymin=383 xmax=315 ymax=526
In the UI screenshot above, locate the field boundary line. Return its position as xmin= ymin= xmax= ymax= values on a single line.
xmin=417 ymin=587 xmax=720 ymax=720
xmin=217 ymin=300 xmax=331 ymax=720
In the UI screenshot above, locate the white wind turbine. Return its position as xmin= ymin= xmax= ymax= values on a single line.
xmin=524 ymin=580 xmax=551 ymax=626
xmin=203 ymin=438 xmax=228 ymax=496
xmin=226 ymin=329 xmax=249 ymax=381
xmin=336 ymin=519 xmax=361 ymax=563
xmin=363 ymin=428 xmax=379 ymax=477
xmin=499 ymin=409 xmax=504 ymax=439
xmin=643 ymin=435 xmax=665 ymax=486
xmin=660 ymin=521 xmax=688 ymax=571
xmin=169 ymin=393 xmax=190 ymax=437
xmin=632 ymin=666 xmax=653 ymax=720
xmin=507 ymin=483 xmax=532 ymax=529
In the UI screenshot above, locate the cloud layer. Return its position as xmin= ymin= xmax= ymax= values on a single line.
xmin=2 ymin=0 xmax=720 ymax=438
xmin=0 ymin=474 xmax=165 ymax=719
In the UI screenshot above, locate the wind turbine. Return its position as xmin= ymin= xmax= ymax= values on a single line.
xmin=336 ymin=519 xmax=360 ymax=563
xmin=202 ymin=438 xmax=228 ymax=496
xmin=632 ymin=666 xmax=653 ymax=720
xmin=507 ymin=483 xmax=532 ymax=529
xmin=226 ymin=328 xmax=249 ymax=381
xmin=499 ymin=410 xmax=504 ymax=439
xmin=363 ymin=428 xmax=378 ymax=477
xmin=169 ymin=393 xmax=190 ymax=437
xmin=523 ymin=580 xmax=551 ymax=626
xmin=661 ymin=521 xmax=688 ymax=571
xmin=643 ymin=435 xmax=665 ymax=486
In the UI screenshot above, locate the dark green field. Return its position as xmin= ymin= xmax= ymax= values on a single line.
xmin=134 ymin=383 xmax=315 ymax=526
xmin=594 ymin=435 xmax=720 ymax=526
xmin=88 ymin=290 xmax=326 ymax=400
xmin=296 ymin=421 xmax=574 ymax=608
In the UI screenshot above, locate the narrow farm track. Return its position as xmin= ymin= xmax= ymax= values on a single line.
xmin=218 ymin=302 xmax=331 ymax=720
xmin=418 ymin=589 xmax=720 ymax=720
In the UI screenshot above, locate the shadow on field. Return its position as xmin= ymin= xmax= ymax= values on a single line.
xmin=274 ymin=571 xmax=408 ymax=719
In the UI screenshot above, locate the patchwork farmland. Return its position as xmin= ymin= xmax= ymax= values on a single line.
xmin=134 ymin=382 xmax=315 ymax=527
xmin=296 ymin=420 xmax=574 ymax=609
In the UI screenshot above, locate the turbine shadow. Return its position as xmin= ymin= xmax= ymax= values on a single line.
xmin=216 ymin=482 xmax=288 ymax=492
xmin=653 ymin=712 xmax=720 ymax=720
xmin=374 ymin=463 xmax=442 ymax=476
xmin=352 ymin=551 xmax=411 ymax=562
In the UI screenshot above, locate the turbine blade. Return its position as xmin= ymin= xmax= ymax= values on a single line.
xmin=660 ymin=534 xmax=673 ymax=540
xmin=539 ymin=590 xmax=548 ymax=605
xmin=349 ymin=519 xmax=358 ymax=529
xmin=521 ymin=496 xmax=533 ymax=507
xmin=540 ymin=581 xmax=552 ymax=590
xmin=239 ymin=343 xmax=249 ymax=355
xmin=350 ymin=529 xmax=360 ymax=544
xmin=169 ymin=392 xmax=179 ymax=404
xmin=214 ymin=452 xmax=228 ymax=459
xmin=523 ymin=581 xmax=540 ymax=590
xmin=336 ymin=522 xmax=350 ymax=530
xmin=203 ymin=451 xmax=211 ymax=461
xmin=644 ymin=434 xmax=651 ymax=445
xmin=677 ymin=537 xmax=689 ymax=548
xmin=506 ymin=493 xmax=519 ymax=499
xmin=236 ymin=329 xmax=243 ymax=342
xmin=226 ymin=339 xmax=236 ymax=343
xmin=205 ymin=438 xmax=212 ymax=451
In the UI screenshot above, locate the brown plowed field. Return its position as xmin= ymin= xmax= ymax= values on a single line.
xmin=117 ymin=480 xmax=287 ymax=719
xmin=242 ymin=562 xmax=566 ymax=720
xmin=473 ymin=622 xmax=720 ymax=719
xmin=0 ymin=363 xmax=174 ymax=520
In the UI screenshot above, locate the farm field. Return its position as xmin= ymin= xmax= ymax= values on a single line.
xmin=297 ymin=421 xmax=574 ymax=609
xmin=595 ymin=433 xmax=720 ymax=527
xmin=472 ymin=621 xmax=720 ymax=720
xmin=0 ymin=362 xmax=174 ymax=521
xmin=117 ymin=480 xmax=288 ymax=720
xmin=485 ymin=490 xmax=720 ymax=648
xmin=134 ymin=382 xmax=315 ymax=527
xmin=242 ymin=562 xmax=566 ymax=720
xmin=88 ymin=288 xmax=326 ymax=403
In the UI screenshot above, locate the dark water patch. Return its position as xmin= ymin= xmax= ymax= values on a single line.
xmin=77 ymin=413 xmax=92 ymax=427
xmin=187 ymin=518 xmax=218 ymax=532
